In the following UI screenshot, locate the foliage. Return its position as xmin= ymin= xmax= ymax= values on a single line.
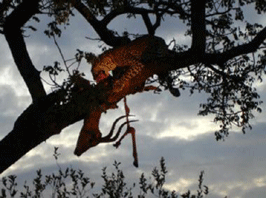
xmin=0 ymin=150 xmax=210 ymax=198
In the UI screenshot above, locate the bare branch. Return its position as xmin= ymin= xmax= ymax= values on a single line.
xmin=102 ymin=6 xmax=156 ymax=26
xmin=73 ymin=0 xmax=130 ymax=47
xmin=141 ymin=13 xmax=155 ymax=35
xmin=153 ymin=12 xmax=162 ymax=32
xmin=101 ymin=3 xmax=180 ymax=36
xmin=206 ymin=8 xmax=231 ymax=17
xmin=52 ymin=35 xmax=71 ymax=75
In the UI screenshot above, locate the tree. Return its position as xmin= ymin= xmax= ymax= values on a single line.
xmin=0 ymin=0 xmax=265 ymax=174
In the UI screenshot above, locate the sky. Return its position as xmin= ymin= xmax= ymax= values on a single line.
xmin=1 ymin=3 xmax=266 ymax=198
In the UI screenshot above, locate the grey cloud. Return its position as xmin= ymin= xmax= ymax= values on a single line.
xmin=0 ymin=84 xmax=30 ymax=138
xmin=129 ymin=89 xmax=209 ymax=121
xmin=243 ymin=186 xmax=266 ymax=198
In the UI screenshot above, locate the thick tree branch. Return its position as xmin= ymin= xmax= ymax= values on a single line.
xmin=3 ymin=0 xmax=40 ymax=30
xmin=73 ymin=1 xmax=174 ymax=45
xmin=190 ymin=0 xmax=206 ymax=55
xmin=73 ymin=0 xmax=130 ymax=47
xmin=0 ymin=91 xmax=85 ymax=174
xmin=3 ymin=0 xmax=46 ymax=102
xmin=141 ymin=13 xmax=155 ymax=35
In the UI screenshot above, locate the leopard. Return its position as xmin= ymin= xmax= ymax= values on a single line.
xmin=91 ymin=35 xmax=168 ymax=92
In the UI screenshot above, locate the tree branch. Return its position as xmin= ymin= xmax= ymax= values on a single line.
xmin=190 ymin=0 xmax=206 ymax=55
xmin=141 ymin=13 xmax=155 ymax=35
xmin=3 ymin=0 xmax=46 ymax=103
xmin=0 ymin=91 xmax=85 ymax=174
xmin=205 ymin=26 xmax=266 ymax=66
xmin=102 ymin=6 xmax=157 ymax=26
xmin=153 ymin=12 xmax=162 ymax=32
xmin=73 ymin=0 xmax=130 ymax=47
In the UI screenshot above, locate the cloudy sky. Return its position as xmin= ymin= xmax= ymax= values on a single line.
xmin=1 ymin=3 xmax=266 ymax=198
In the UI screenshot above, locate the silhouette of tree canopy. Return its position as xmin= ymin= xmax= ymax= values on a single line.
xmin=1 ymin=0 xmax=266 ymax=174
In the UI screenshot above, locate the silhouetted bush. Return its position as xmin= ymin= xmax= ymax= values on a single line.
xmin=1 ymin=148 xmax=209 ymax=198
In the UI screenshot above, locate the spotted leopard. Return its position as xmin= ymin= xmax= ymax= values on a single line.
xmin=91 ymin=35 xmax=168 ymax=92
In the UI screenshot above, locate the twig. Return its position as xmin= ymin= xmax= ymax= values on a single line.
xmin=52 ymin=35 xmax=71 ymax=75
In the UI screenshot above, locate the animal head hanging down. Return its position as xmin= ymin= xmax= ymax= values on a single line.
xmin=74 ymin=110 xmax=137 ymax=156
